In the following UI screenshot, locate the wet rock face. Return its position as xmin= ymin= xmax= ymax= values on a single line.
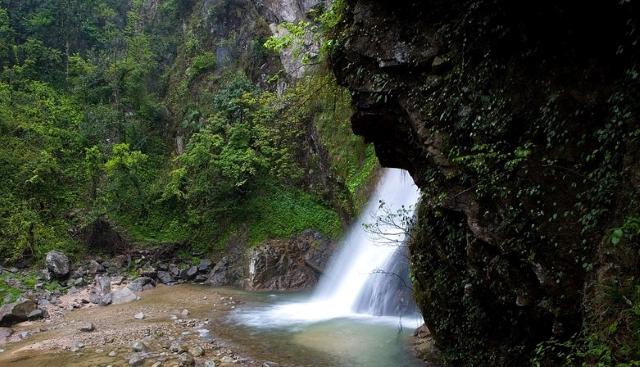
xmin=258 ymin=0 xmax=327 ymax=23
xmin=257 ymin=0 xmax=331 ymax=78
xmin=332 ymin=0 xmax=640 ymax=365
xmin=246 ymin=230 xmax=336 ymax=290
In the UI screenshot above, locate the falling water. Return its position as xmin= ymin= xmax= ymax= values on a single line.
xmin=237 ymin=168 xmax=422 ymax=326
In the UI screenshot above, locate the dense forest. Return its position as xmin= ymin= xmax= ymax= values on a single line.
xmin=0 ymin=0 xmax=372 ymax=264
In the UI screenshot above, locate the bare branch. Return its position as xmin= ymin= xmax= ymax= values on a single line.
xmin=370 ymin=269 xmax=414 ymax=291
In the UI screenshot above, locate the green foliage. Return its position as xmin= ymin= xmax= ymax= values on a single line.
xmin=263 ymin=0 xmax=346 ymax=61
xmin=0 ymin=270 xmax=65 ymax=306
xmin=292 ymin=72 xmax=377 ymax=211
xmin=187 ymin=52 xmax=216 ymax=80
xmin=104 ymin=143 xmax=149 ymax=212
xmin=178 ymin=73 xmax=302 ymax=217
xmin=0 ymin=277 xmax=22 ymax=305
xmin=240 ymin=183 xmax=343 ymax=245
xmin=263 ymin=21 xmax=309 ymax=53
xmin=611 ymin=216 xmax=640 ymax=246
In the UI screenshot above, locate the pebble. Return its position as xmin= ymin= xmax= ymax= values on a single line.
xmin=169 ymin=340 xmax=186 ymax=353
xmin=79 ymin=322 xmax=95 ymax=332
xmin=181 ymin=309 xmax=190 ymax=317
xmin=128 ymin=353 xmax=146 ymax=366
xmin=177 ymin=352 xmax=195 ymax=366
xmin=131 ymin=341 xmax=148 ymax=352
xmin=134 ymin=312 xmax=145 ymax=320
xmin=151 ymin=362 xmax=162 ymax=367
xmin=108 ymin=351 xmax=117 ymax=357
xmin=188 ymin=345 xmax=204 ymax=357
xmin=203 ymin=361 xmax=216 ymax=367
xmin=220 ymin=356 xmax=234 ymax=363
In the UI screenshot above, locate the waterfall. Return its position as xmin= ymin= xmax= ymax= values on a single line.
xmin=354 ymin=246 xmax=420 ymax=317
xmin=309 ymin=168 xmax=421 ymax=315
xmin=237 ymin=168 xmax=422 ymax=326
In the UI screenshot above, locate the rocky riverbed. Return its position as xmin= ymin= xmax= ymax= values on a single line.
xmin=0 ymin=243 xmax=298 ymax=367
xmin=0 ymin=230 xmax=433 ymax=367
xmin=0 ymin=284 xmax=275 ymax=367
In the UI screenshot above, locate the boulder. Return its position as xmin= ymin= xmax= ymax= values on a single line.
xmin=87 ymin=260 xmax=104 ymax=275
xmin=128 ymin=277 xmax=155 ymax=292
xmin=0 ymin=299 xmax=37 ymax=326
xmin=96 ymin=275 xmax=111 ymax=293
xmin=45 ymin=251 xmax=70 ymax=278
xmin=111 ymin=287 xmax=137 ymax=305
xmin=138 ymin=265 xmax=157 ymax=278
xmin=27 ymin=308 xmax=44 ymax=320
xmin=157 ymin=271 xmax=175 ymax=285
xmin=169 ymin=264 xmax=181 ymax=277
xmin=182 ymin=266 xmax=198 ymax=280
xmin=206 ymin=256 xmax=241 ymax=287
xmin=198 ymin=259 xmax=212 ymax=272
xmin=194 ymin=274 xmax=207 ymax=283
xmin=89 ymin=275 xmax=112 ymax=305
xmin=70 ymin=267 xmax=86 ymax=279
xmin=110 ymin=275 xmax=124 ymax=285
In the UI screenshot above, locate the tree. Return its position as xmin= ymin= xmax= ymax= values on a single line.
xmin=84 ymin=145 xmax=104 ymax=202
xmin=104 ymin=143 xmax=148 ymax=212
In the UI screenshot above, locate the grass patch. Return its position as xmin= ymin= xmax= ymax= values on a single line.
xmin=113 ymin=208 xmax=190 ymax=246
xmin=0 ymin=277 xmax=22 ymax=306
xmin=241 ymin=183 xmax=343 ymax=245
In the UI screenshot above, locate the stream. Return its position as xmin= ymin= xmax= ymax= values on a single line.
xmin=0 ymin=285 xmax=424 ymax=367
xmin=225 ymin=291 xmax=425 ymax=367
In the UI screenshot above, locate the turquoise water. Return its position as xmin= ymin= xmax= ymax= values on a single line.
xmin=219 ymin=292 xmax=425 ymax=367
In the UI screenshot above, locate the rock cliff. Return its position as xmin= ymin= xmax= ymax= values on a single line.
xmin=331 ymin=0 xmax=640 ymax=365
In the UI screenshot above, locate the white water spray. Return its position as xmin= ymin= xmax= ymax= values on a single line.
xmin=237 ymin=168 xmax=422 ymax=326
